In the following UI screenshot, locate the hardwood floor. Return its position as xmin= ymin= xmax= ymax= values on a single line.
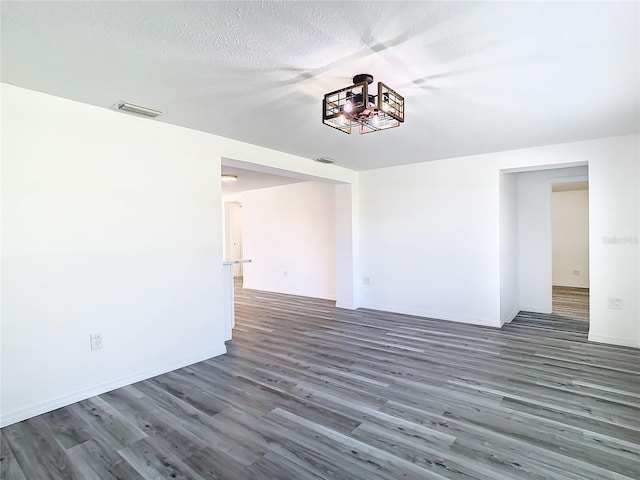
xmin=553 ymin=285 xmax=589 ymax=321
xmin=2 ymin=284 xmax=639 ymax=479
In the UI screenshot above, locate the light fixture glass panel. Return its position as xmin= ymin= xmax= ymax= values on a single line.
xmin=323 ymin=115 xmax=352 ymax=134
xmin=359 ymin=115 xmax=400 ymax=134
xmin=323 ymin=81 xmax=370 ymax=134
xmin=117 ymin=102 xmax=162 ymax=118
xmin=378 ymin=82 xmax=404 ymax=124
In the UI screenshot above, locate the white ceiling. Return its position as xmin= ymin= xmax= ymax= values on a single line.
xmin=221 ymin=165 xmax=304 ymax=196
xmin=2 ymin=2 xmax=638 ymax=171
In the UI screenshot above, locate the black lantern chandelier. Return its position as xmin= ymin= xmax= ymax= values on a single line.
xmin=322 ymin=74 xmax=405 ymax=134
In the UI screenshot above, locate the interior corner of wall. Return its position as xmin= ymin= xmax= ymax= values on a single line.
xmin=500 ymin=307 xmax=520 ymax=326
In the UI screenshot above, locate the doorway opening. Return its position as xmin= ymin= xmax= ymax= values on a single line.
xmin=551 ymin=181 xmax=589 ymax=322
xmin=500 ymin=164 xmax=590 ymax=336
xmin=220 ymin=157 xmax=357 ymax=341
xmin=221 ymin=161 xmax=339 ymax=297
xmin=222 ymin=164 xmax=307 ymax=290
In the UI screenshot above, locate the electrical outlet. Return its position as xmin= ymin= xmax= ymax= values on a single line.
xmin=572 ymin=270 xmax=580 ymax=276
xmin=607 ymin=298 xmax=623 ymax=310
xmin=90 ymin=333 xmax=103 ymax=350
xmin=363 ymin=277 xmax=371 ymax=286
xmin=283 ymin=271 xmax=288 ymax=278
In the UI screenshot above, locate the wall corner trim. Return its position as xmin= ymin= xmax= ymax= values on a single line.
xmin=500 ymin=308 xmax=520 ymax=326
xmin=335 ymin=302 xmax=358 ymax=310
xmin=519 ymin=305 xmax=553 ymax=315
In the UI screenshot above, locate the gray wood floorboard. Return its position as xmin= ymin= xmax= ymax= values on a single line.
xmin=0 ymin=434 xmax=27 ymax=480
xmin=66 ymin=439 xmax=145 ymax=480
xmin=2 ymin=280 xmax=639 ymax=479
xmin=553 ymin=286 xmax=589 ymax=321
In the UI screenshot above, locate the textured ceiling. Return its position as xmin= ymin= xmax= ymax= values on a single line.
xmin=2 ymin=1 xmax=638 ymax=171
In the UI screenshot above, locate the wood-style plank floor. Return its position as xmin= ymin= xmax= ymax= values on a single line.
xmin=553 ymin=286 xmax=590 ymax=321
xmin=2 ymin=282 xmax=639 ymax=480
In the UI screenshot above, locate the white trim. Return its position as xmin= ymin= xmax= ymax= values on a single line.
xmin=0 ymin=346 xmax=227 ymax=428
xmin=501 ymin=161 xmax=587 ymax=174
xmin=223 ymin=263 xmax=235 ymax=341
xmin=240 ymin=283 xmax=336 ymax=302
xmin=588 ymin=334 xmax=639 ymax=349
xmin=335 ymin=302 xmax=358 ymax=310
xmin=500 ymin=307 xmax=520 ymax=326
xmin=359 ymin=303 xmax=501 ymax=328
xmin=520 ymin=305 xmax=553 ymax=314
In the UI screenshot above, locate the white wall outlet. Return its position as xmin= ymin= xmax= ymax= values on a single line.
xmin=283 ymin=271 xmax=288 ymax=278
xmin=90 ymin=333 xmax=103 ymax=350
xmin=607 ymin=298 xmax=623 ymax=310
xmin=363 ymin=277 xmax=371 ymax=286
xmin=572 ymin=269 xmax=580 ymax=276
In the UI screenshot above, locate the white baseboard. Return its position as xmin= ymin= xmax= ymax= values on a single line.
xmin=335 ymin=302 xmax=358 ymax=310
xmin=359 ymin=302 xmax=501 ymax=328
xmin=0 ymin=345 xmax=227 ymax=428
xmin=500 ymin=307 xmax=520 ymax=326
xmin=588 ymin=334 xmax=639 ymax=349
xmin=241 ymin=282 xmax=336 ymax=302
xmin=520 ymin=305 xmax=553 ymax=314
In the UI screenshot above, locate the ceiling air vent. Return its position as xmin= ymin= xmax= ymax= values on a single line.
xmin=314 ymin=157 xmax=336 ymax=164
xmin=115 ymin=102 xmax=163 ymax=118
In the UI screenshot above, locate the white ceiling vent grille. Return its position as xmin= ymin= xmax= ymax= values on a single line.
xmin=314 ymin=157 xmax=336 ymax=164
xmin=115 ymin=102 xmax=163 ymax=118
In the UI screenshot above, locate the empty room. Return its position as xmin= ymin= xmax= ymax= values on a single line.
xmin=1 ymin=2 xmax=639 ymax=480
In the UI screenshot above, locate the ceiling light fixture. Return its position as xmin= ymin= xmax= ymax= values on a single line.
xmin=323 ymin=74 xmax=404 ymax=134
xmin=221 ymin=174 xmax=238 ymax=182
xmin=115 ymin=102 xmax=163 ymax=118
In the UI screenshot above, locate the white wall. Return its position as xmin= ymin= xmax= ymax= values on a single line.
xmin=499 ymin=172 xmax=519 ymax=324
xmin=335 ymin=183 xmax=360 ymax=309
xmin=589 ymin=145 xmax=639 ymax=347
xmin=1 ymin=85 xmax=226 ymax=426
xmin=517 ymin=166 xmax=588 ymax=313
xmin=360 ymin=158 xmax=503 ymax=327
xmin=241 ymin=181 xmax=337 ymax=300
xmin=221 ymin=193 xmax=242 ymax=265
xmin=359 ymin=135 xmax=639 ymax=347
xmin=552 ymin=189 xmax=590 ymax=288
xmin=1 ymin=84 xmax=357 ymax=426
xmin=224 ymin=202 xmax=243 ymax=276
